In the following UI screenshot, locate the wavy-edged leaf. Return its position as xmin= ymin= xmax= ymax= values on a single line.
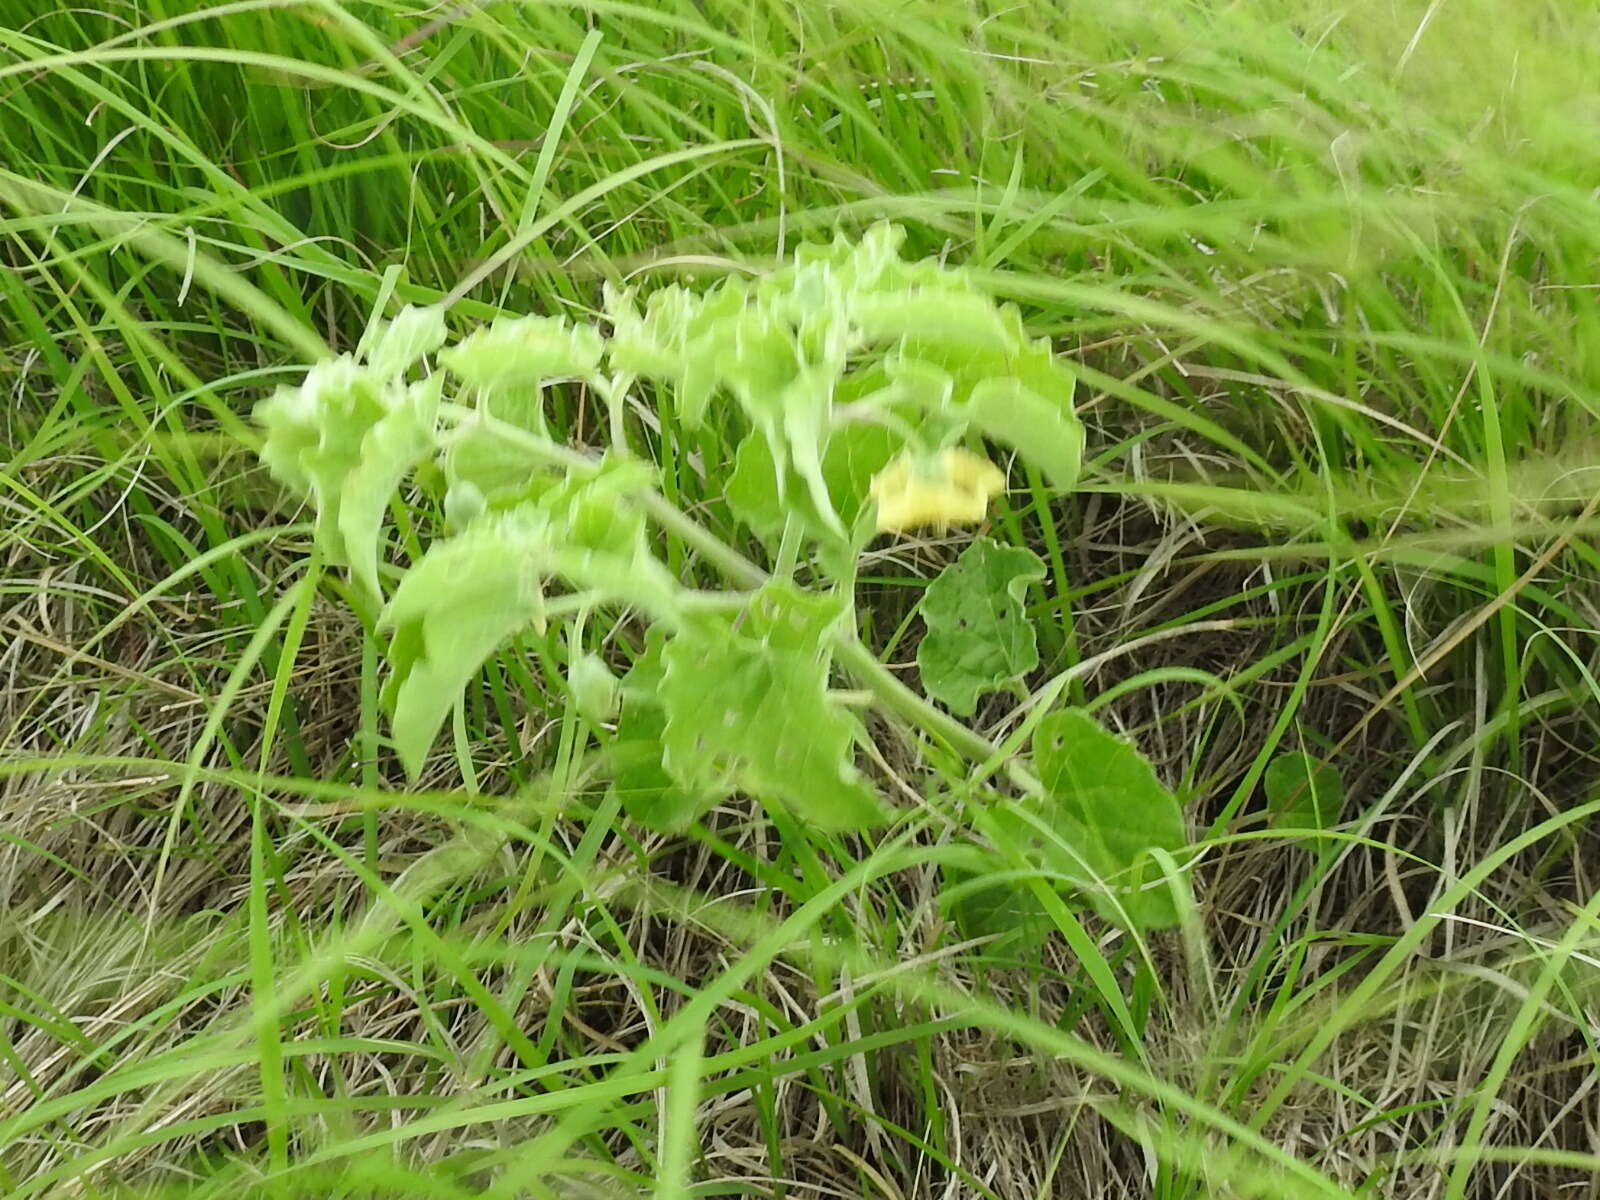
xmin=382 ymin=458 xmax=677 ymax=776
xmin=726 ymin=418 xmax=902 ymax=546
xmin=968 ymin=375 xmax=1083 ymax=491
xmin=254 ymin=358 xmax=440 ymax=597
xmin=365 ymin=305 xmax=447 ymax=381
xmin=915 ymin=535 xmax=1042 ymax=714
xmin=603 ymin=281 xmax=745 ymax=426
xmin=658 ymin=583 xmax=884 ymax=830
xmin=439 ymin=314 xmax=603 ymax=390
xmin=611 ymin=628 xmax=712 ymax=832
xmin=380 ymin=511 xmax=548 ymax=778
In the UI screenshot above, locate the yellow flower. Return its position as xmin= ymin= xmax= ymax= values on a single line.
xmin=868 ymin=448 xmax=1006 ymax=534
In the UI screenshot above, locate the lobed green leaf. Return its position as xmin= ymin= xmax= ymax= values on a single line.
xmin=916 ymin=536 xmax=1045 ymax=715
xmin=657 ymin=582 xmax=884 ymax=831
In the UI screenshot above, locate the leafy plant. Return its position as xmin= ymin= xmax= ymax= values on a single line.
xmin=658 ymin=582 xmax=883 ymax=831
xmin=251 ymin=222 xmax=1184 ymax=928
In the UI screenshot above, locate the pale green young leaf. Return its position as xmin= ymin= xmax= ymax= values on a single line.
xmin=725 ymin=420 xmax=901 ymax=546
xmin=1264 ymin=751 xmax=1346 ymax=834
xmin=603 ymin=281 xmax=745 ymax=426
xmin=437 ymin=390 xmax=555 ymax=528
xmin=888 ymin=305 xmax=1082 ymax=480
xmin=365 ymin=305 xmax=448 ymax=381
xmin=968 ymin=375 xmax=1084 ymax=491
xmin=380 ymin=511 xmax=548 ymax=779
xmin=569 ymin=652 xmax=620 ymax=724
xmin=381 ymin=458 xmax=676 ymax=776
xmin=723 ymin=433 xmax=791 ymax=545
xmin=253 ymin=358 xmax=440 ymax=597
xmin=438 ymin=314 xmax=603 ymax=391
xmin=728 ymin=359 xmax=846 ymax=538
xmin=335 ymin=375 xmax=442 ymax=598
xmin=852 ymin=289 xmax=1014 ymax=350
xmin=1032 ymin=709 xmax=1186 ymax=931
xmin=611 ymin=629 xmax=712 ymax=833
xmin=658 ymin=583 xmax=884 ymax=830
xmin=916 ymin=537 xmax=1045 ymax=715
xmin=766 ymin=221 xmax=910 ymax=305
xmin=525 ymin=456 xmax=681 ymax=621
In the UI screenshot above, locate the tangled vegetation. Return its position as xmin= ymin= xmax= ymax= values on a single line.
xmin=4 ymin=1 xmax=1600 ymax=1197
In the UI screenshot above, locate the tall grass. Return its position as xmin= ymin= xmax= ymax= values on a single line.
xmin=4 ymin=1 xmax=1600 ymax=1196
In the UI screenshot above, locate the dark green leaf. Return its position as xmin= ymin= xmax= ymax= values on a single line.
xmin=1031 ymin=709 xmax=1186 ymax=931
xmin=1264 ymin=751 xmax=1345 ymax=834
xmin=916 ymin=537 xmax=1045 ymax=715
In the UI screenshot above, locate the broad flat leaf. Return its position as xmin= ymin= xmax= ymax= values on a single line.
xmin=1032 ymin=709 xmax=1186 ymax=930
xmin=1264 ymin=751 xmax=1345 ymax=834
xmin=254 ymin=358 xmax=440 ymax=597
xmin=380 ymin=512 xmax=548 ymax=778
xmin=611 ymin=628 xmax=712 ymax=832
xmin=658 ymin=582 xmax=884 ymax=830
xmin=968 ymin=375 xmax=1083 ymax=491
xmin=888 ymin=303 xmax=1083 ymax=487
xmin=438 ymin=314 xmax=603 ymax=390
xmin=915 ymin=536 xmax=1043 ymax=715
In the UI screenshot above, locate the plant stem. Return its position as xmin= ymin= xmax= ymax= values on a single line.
xmin=831 ymin=637 xmax=1001 ymax=763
